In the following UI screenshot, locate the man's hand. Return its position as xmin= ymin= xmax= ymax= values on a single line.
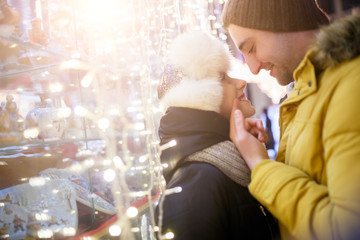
xmin=230 ymin=99 xmax=269 ymax=170
xmin=231 ymin=99 xmax=268 ymax=143
xmin=245 ymin=117 xmax=268 ymax=143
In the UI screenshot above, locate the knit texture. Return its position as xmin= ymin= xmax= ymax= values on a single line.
xmin=222 ymin=0 xmax=330 ymax=32
xmin=158 ymin=31 xmax=230 ymax=113
xmin=184 ymin=140 xmax=251 ymax=187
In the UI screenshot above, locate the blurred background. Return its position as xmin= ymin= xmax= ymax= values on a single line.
xmin=0 ymin=0 xmax=359 ymax=239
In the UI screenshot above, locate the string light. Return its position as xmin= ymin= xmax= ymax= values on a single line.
xmin=104 ymin=169 xmax=116 ymax=182
xmin=63 ymin=227 xmax=76 ymax=236
xmin=23 ymin=127 xmax=40 ymax=139
xmin=109 ymin=225 xmax=122 ymax=236
xmin=165 ymin=232 xmax=175 ymax=239
xmin=1 ymin=0 xmax=282 ymax=239
xmin=159 ymin=140 xmax=177 ymax=152
xmin=126 ymin=206 xmax=139 ymax=218
xmin=37 ymin=230 xmax=53 ymax=239
xmin=29 ymin=177 xmax=46 ymax=186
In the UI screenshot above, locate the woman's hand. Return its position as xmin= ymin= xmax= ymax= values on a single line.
xmin=230 ymin=99 xmax=269 ymax=170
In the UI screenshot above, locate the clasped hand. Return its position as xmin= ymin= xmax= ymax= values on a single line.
xmin=230 ymin=99 xmax=270 ymax=170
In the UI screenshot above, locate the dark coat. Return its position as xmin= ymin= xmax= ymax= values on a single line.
xmin=156 ymin=107 xmax=280 ymax=240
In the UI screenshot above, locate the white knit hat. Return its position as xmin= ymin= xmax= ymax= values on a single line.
xmin=158 ymin=31 xmax=232 ymax=113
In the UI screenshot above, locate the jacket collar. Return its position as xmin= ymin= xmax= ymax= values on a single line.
xmin=312 ymin=12 xmax=360 ymax=70
xmin=282 ymin=49 xmax=318 ymax=106
xmin=283 ymin=12 xmax=360 ymax=106
xmin=158 ymin=107 xmax=229 ymax=182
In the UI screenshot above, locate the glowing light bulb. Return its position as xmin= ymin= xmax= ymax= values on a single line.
xmin=35 ymin=213 xmax=50 ymax=221
xmin=69 ymin=163 xmax=83 ymax=173
xmin=63 ymin=227 xmax=76 ymax=236
xmin=160 ymin=140 xmax=176 ymax=151
xmin=109 ymin=225 xmax=122 ymax=236
xmin=104 ymin=169 xmax=116 ymax=182
xmin=57 ymin=107 xmax=72 ymax=118
xmin=139 ymin=155 xmax=147 ymax=163
xmin=23 ymin=128 xmax=39 ymax=139
xmin=220 ymin=33 xmax=227 ymax=41
xmin=126 ymin=206 xmax=138 ymax=218
xmin=98 ymin=118 xmax=110 ymax=130
xmin=113 ymin=156 xmax=124 ymax=169
xmin=38 ymin=229 xmax=53 ymax=238
xmin=165 ymin=232 xmax=175 ymax=239
xmin=74 ymin=105 xmax=87 ymax=116
xmin=81 ymin=71 xmax=95 ymax=88
xmin=165 ymin=186 xmax=182 ymax=195
xmin=37 ymin=230 xmax=53 ymax=238
xmin=213 ymin=22 xmax=221 ymax=29
xmin=49 ymin=82 xmax=63 ymax=93
xmin=60 ymin=59 xmax=88 ymax=70
xmin=84 ymin=159 xmax=95 ymax=167
xmin=135 ymin=122 xmax=145 ymax=130
xmin=29 ymin=177 xmax=45 ymax=186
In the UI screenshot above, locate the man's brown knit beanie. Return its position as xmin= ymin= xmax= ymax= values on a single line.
xmin=222 ymin=0 xmax=330 ymax=32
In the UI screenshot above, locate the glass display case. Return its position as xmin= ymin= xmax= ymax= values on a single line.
xmin=0 ymin=0 xmax=229 ymax=239
xmin=0 ymin=0 xmax=166 ymax=239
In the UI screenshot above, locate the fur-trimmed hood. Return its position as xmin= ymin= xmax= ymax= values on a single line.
xmin=158 ymin=31 xmax=232 ymax=113
xmin=313 ymin=11 xmax=360 ymax=69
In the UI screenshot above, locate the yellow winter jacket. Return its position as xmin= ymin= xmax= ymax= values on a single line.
xmin=249 ymin=13 xmax=360 ymax=240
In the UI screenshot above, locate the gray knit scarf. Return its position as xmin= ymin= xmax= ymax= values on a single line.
xmin=184 ymin=140 xmax=251 ymax=187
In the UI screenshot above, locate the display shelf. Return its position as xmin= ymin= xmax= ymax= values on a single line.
xmin=72 ymin=190 xmax=161 ymax=240
xmin=0 ymin=62 xmax=60 ymax=78
xmin=0 ymin=34 xmax=71 ymax=60
xmin=0 ymin=35 xmax=72 ymax=79
xmin=0 ymin=138 xmax=95 ymax=154
xmin=0 ymin=0 xmax=167 ymax=239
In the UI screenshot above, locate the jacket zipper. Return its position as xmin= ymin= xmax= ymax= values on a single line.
xmin=259 ymin=205 xmax=277 ymax=240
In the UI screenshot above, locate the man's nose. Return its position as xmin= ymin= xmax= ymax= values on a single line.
xmin=245 ymin=56 xmax=262 ymax=75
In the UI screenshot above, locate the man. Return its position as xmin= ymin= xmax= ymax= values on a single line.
xmin=221 ymin=0 xmax=360 ymax=239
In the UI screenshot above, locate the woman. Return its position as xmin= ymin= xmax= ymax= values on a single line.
xmin=156 ymin=31 xmax=280 ymax=240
